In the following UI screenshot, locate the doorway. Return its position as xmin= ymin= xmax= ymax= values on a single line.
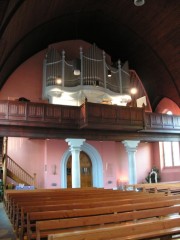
xmin=67 ymin=151 xmax=92 ymax=188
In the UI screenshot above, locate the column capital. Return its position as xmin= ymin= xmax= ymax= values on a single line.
xmin=65 ymin=138 xmax=86 ymax=150
xmin=122 ymin=140 xmax=140 ymax=152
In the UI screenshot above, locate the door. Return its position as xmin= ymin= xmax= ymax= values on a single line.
xmin=67 ymin=151 xmax=92 ymax=188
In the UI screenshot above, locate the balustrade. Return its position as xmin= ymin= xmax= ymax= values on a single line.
xmin=4 ymin=154 xmax=36 ymax=187
xmin=0 ymin=100 xmax=179 ymax=133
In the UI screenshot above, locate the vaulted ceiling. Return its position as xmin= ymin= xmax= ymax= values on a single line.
xmin=0 ymin=0 xmax=179 ymax=111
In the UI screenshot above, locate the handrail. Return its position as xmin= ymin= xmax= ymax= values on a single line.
xmin=3 ymin=154 xmax=36 ymax=187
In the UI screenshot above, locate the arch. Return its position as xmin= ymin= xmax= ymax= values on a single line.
xmin=155 ymin=97 xmax=180 ymax=115
xmin=60 ymin=142 xmax=104 ymax=188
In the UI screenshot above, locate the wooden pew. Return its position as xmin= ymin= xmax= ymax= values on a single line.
xmin=5 ymin=188 xmax=112 ymax=215
xmin=34 ymin=203 xmax=180 ymax=240
xmin=8 ymin=188 xmax=120 ymax=221
xmin=12 ymin=190 xmax=151 ymax=226
xmin=17 ymin=192 xmax=155 ymax=238
xmin=4 ymin=188 xmax=112 ymax=215
xmin=4 ymin=188 xmax=172 ymax=240
xmin=47 ymin=216 xmax=180 ymax=240
xmin=124 ymin=182 xmax=180 ymax=195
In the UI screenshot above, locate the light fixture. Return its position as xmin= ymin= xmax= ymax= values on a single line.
xmin=56 ymin=77 xmax=62 ymax=85
xmin=130 ymin=87 xmax=137 ymax=95
xmin=134 ymin=0 xmax=145 ymax=6
xmin=130 ymin=87 xmax=138 ymax=107
xmin=73 ymin=59 xmax=81 ymax=76
xmin=107 ymin=69 xmax=112 ymax=77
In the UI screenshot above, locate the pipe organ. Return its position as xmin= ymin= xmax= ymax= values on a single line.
xmin=42 ymin=43 xmax=132 ymax=106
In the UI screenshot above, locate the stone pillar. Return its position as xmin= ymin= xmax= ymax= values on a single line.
xmin=122 ymin=140 xmax=140 ymax=184
xmin=65 ymin=138 xmax=85 ymax=188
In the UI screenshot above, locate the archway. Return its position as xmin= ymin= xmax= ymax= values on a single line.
xmin=60 ymin=142 xmax=104 ymax=188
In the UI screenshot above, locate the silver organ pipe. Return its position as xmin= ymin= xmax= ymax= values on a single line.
xmin=44 ymin=44 xmax=133 ymax=101
xmin=118 ymin=60 xmax=123 ymax=94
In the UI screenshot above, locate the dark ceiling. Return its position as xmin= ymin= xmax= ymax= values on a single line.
xmin=0 ymin=0 xmax=179 ymax=111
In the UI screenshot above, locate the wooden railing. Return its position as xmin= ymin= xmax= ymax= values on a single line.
xmin=0 ymin=100 xmax=79 ymax=128
xmin=3 ymin=154 xmax=36 ymax=188
xmin=0 ymin=100 xmax=179 ymax=133
xmin=144 ymin=112 xmax=180 ymax=132
xmin=82 ymin=102 xmax=144 ymax=130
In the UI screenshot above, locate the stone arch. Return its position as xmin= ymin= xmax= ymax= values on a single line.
xmin=60 ymin=142 xmax=104 ymax=188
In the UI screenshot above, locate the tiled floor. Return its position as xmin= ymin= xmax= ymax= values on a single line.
xmin=0 ymin=202 xmax=16 ymax=240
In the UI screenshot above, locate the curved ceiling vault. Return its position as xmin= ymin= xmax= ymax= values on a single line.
xmin=0 ymin=0 xmax=179 ymax=111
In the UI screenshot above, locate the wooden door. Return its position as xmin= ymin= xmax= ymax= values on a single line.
xmin=67 ymin=152 xmax=92 ymax=188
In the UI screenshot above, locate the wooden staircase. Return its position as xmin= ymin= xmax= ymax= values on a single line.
xmin=0 ymin=137 xmax=36 ymax=188
xmin=4 ymin=154 xmax=36 ymax=187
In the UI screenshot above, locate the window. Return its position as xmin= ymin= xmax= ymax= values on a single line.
xmin=166 ymin=110 xmax=173 ymax=115
xmin=162 ymin=142 xmax=180 ymax=167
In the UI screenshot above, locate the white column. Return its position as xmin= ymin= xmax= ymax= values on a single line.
xmin=122 ymin=140 xmax=140 ymax=184
xmin=65 ymin=138 xmax=85 ymax=188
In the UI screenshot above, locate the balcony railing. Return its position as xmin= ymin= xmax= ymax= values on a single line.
xmin=0 ymin=100 xmax=179 ymax=133
xmin=144 ymin=112 xmax=180 ymax=132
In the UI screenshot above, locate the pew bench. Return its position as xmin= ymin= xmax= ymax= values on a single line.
xmin=47 ymin=216 xmax=180 ymax=240
xmin=12 ymin=190 xmax=152 ymax=230
xmin=8 ymin=189 xmax=145 ymax=220
xmin=17 ymin=192 xmax=163 ymax=239
xmin=4 ymin=188 xmax=111 ymax=214
xmin=125 ymin=182 xmax=180 ymax=195
xmin=26 ymin=198 xmax=180 ymax=240
xmin=34 ymin=206 xmax=180 ymax=240
xmin=8 ymin=189 xmax=123 ymax=222
xmin=6 ymin=189 xmax=106 ymax=212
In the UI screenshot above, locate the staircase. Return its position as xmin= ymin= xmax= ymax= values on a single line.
xmin=0 ymin=137 xmax=36 ymax=188
xmin=5 ymin=154 xmax=36 ymax=187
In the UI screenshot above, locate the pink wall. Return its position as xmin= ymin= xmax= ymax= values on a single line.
xmin=45 ymin=139 xmax=68 ymax=188
xmin=160 ymin=168 xmax=180 ymax=182
xmin=88 ymin=141 xmax=124 ymax=189
xmin=0 ymin=51 xmax=45 ymax=102
xmin=155 ymin=97 xmax=180 ymax=115
xmin=153 ymin=142 xmax=161 ymax=171
xmin=136 ymin=143 xmax=153 ymax=183
xmin=7 ymin=137 xmax=154 ymax=189
xmin=7 ymin=137 xmax=45 ymax=188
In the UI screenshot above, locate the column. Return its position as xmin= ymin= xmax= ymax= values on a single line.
xmin=122 ymin=140 xmax=140 ymax=184
xmin=65 ymin=138 xmax=85 ymax=188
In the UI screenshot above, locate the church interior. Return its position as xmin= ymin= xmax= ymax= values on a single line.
xmin=0 ymin=0 xmax=180 ymax=239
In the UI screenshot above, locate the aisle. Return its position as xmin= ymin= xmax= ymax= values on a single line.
xmin=0 ymin=202 xmax=16 ymax=240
